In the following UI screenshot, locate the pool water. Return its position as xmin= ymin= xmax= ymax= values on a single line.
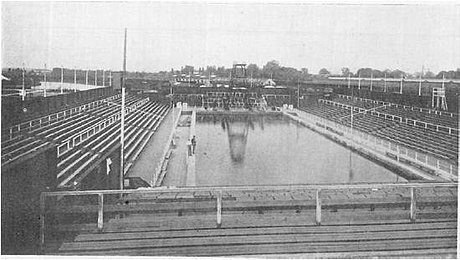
xmin=194 ymin=113 xmax=405 ymax=186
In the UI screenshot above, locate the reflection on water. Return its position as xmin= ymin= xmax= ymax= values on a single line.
xmin=220 ymin=115 xmax=256 ymax=163
xmin=196 ymin=113 xmax=405 ymax=186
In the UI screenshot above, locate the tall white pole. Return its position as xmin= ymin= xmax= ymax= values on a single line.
xmin=120 ymin=28 xmax=127 ymax=190
xmin=22 ymin=65 xmax=25 ymax=101
xmin=86 ymin=70 xmax=88 ymax=86
xmin=109 ymin=71 xmax=112 ymax=87
xmin=95 ymin=70 xmax=97 ymax=86
xmin=60 ymin=66 xmax=64 ymax=94
xmin=44 ymin=64 xmax=47 ymax=97
xmin=74 ymin=68 xmax=77 ymax=92
xmin=102 ymin=70 xmax=105 ymax=87
xmin=120 ymin=88 xmax=125 ymax=189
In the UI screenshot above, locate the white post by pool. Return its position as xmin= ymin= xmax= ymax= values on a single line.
xmin=102 ymin=70 xmax=105 ymax=87
xmin=217 ymin=191 xmax=222 ymax=228
xmin=410 ymin=187 xmax=416 ymax=222
xmin=95 ymin=70 xmax=97 ymax=86
xmin=86 ymin=70 xmax=88 ymax=86
xmin=97 ymin=193 xmax=104 ymax=230
xmin=316 ymin=189 xmax=321 ymax=225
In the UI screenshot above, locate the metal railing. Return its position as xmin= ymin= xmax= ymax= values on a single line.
xmin=56 ymin=98 xmax=150 ymax=157
xmin=2 ymin=94 xmax=121 ymax=141
xmin=292 ymin=108 xmax=458 ymax=181
xmin=39 ymin=182 xmax=457 ymax=251
xmin=338 ymin=94 xmax=459 ymax=118
xmin=320 ymin=98 xmax=458 ymax=135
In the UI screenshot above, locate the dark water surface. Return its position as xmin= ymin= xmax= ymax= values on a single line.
xmin=195 ymin=113 xmax=405 ymax=186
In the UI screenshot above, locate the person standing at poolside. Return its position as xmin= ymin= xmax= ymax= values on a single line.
xmin=191 ymin=135 xmax=197 ymax=154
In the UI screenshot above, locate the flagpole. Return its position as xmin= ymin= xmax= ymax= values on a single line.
xmin=120 ymin=28 xmax=127 ymax=190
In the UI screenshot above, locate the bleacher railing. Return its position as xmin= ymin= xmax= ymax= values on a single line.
xmin=292 ymin=108 xmax=458 ymax=181
xmin=56 ymin=98 xmax=150 ymax=157
xmin=39 ymin=182 xmax=457 ymax=251
xmin=323 ymin=98 xmax=458 ymax=135
xmin=338 ymin=94 xmax=458 ymax=118
xmin=2 ymin=94 xmax=121 ymax=142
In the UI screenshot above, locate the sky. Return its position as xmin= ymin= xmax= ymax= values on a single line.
xmin=2 ymin=1 xmax=460 ymax=74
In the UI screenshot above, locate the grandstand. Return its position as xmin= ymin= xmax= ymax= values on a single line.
xmin=297 ymin=93 xmax=458 ymax=179
xmin=2 ymin=92 xmax=169 ymax=189
xmin=1 ymin=73 xmax=458 ymax=257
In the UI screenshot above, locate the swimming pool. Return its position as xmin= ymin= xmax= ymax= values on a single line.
xmin=194 ymin=113 xmax=405 ymax=186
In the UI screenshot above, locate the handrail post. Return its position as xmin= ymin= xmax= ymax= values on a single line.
xmin=410 ymin=187 xmax=416 ymax=222
xmin=97 ymin=193 xmax=104 ymax=231
xmin=316 ymin=189 xmax=321 ymax=225
xmin=39 ymin=193 xmax=45 ymax=253
xmin=216 ymin=190 xmax=222 ymax=228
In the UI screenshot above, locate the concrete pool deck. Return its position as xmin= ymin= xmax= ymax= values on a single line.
xmin=126 ymin=107 xmax=180 ymax=185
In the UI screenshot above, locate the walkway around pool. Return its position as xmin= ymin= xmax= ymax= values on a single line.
xmin=126 ymin=106 xmax=179 ymax=185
